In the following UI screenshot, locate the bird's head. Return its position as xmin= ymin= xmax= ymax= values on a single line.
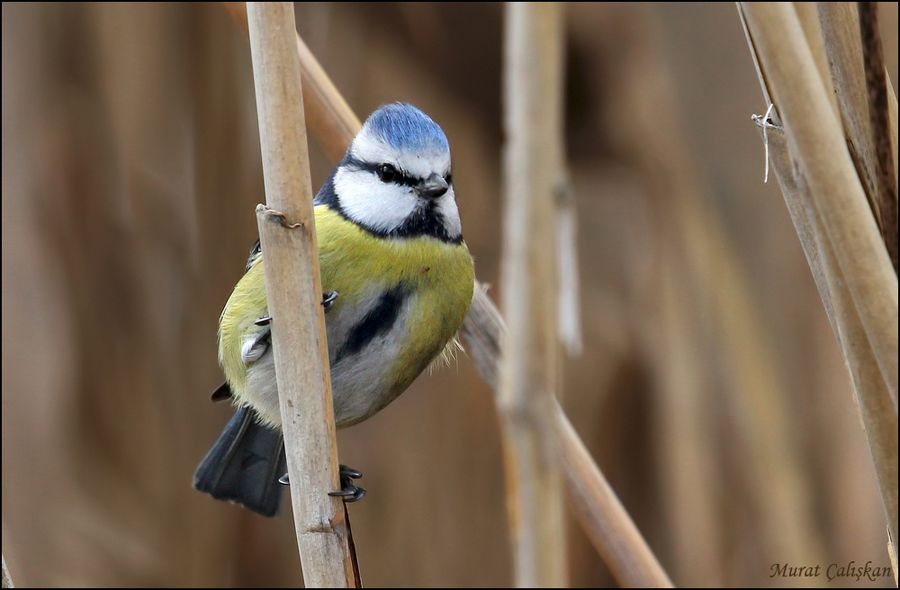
xmin=329 ymin=103 xmax=461 ymax=243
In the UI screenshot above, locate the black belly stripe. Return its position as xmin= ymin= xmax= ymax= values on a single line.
xmin=334 ymin=285 xmax=409 ymax=364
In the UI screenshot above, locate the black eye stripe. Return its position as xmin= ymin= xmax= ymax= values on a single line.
xmin=344 ymin=156 xmax=420 ymax=188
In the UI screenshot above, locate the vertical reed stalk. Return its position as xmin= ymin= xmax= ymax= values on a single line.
xmin=498 ymin=3 xmax=568 ymax=586
xmin=246 ymin=3 xmax=355 ymax=587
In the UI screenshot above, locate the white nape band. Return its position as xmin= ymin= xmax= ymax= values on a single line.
xmin=352 ymin=130 xmax=451 ymax=182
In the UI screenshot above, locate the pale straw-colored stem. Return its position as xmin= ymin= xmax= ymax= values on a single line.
xmin=497 ymin=3 xmax=567 ymax=586
xmin=246 ymin=3 xmax=355 ymax=587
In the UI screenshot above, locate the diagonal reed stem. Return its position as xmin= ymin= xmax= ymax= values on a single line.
xmin=738 ymin=0 xmax=898 ymax=559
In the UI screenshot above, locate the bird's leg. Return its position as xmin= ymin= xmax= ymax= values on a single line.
xmin=279 ymin=464 xmax=366 ymax=502
xmin=329 ymin=464 xmax=366 ymax=503
xmin=322 ymin=290 xmax=339 ymax=312
xmin=259 ymin=292 xmax=336 ymax=327
xmin=272 ymin=292 xmax=345 ymax=494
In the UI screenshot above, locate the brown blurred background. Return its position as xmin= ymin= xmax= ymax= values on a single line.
xmin=2 ymin=2 xmax=898 ymax=587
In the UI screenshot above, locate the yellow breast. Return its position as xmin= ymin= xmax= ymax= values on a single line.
xmin=218 ymin=205 xmax=475 ymax=423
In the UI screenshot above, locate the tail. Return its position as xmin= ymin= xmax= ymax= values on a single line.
xmin=193 ymin=404 xmax=286 ymax=517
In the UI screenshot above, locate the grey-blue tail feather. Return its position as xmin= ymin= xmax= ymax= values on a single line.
xmin=193 ymin=404 xmax=285 ymax=517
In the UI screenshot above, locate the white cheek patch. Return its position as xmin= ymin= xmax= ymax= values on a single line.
xmin=334 ymin=166 xmax=418 ymax=233
xmin=346 ymin=127 xmax=461 ymax=239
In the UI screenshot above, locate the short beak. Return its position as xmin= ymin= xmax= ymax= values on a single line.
xmin=415 ymin=173 xmax=449 ymax=199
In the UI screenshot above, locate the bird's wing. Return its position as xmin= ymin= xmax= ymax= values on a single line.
xmin=246 ymin=239 xmax=262 ymax=270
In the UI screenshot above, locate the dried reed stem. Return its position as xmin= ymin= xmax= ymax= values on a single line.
xmin=498 ymin=3 xmax=567 ymax=586
xmin=858 ymin=2 xmax=898 ymax=273
xmin=739 ymin=0 xmax=899 ymax=556
xmin=554 ymin=401 xmax=673 ymax=587
xmin=817 ymin=2 xmax=898 ymax=273
xmin=890 ymin=76 xmax=898 ymax=191
xmin=246 ymin=4 xmax=355 ymax=587
xmin=463 ymin=287 xmax=673 ymax=588
xmin=794 ymin=2 xmax=839 ymax=117
xmin=224 ymin=2 xmax=359 ymax=163
xmin=225 ymin=5 xmax=672 ymax=586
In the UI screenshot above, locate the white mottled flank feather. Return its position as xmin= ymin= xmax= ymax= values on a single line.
xmin=240 ymin=331 xmax=268 ymax=364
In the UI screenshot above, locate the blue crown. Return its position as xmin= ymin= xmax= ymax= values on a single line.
xmin=364 ymin=103 xmax=449 ymax=153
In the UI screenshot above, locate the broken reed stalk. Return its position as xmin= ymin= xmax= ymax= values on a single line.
xmin=223 ymin=4 xmax=672 ymax=586
xmin=1 ymin=555 xmax=12 ymax=589
xmin=738 ymin=1 xmax=898 ymax=556
xmin=246 ymin=3 xmax=355 ymax=587
xmin=498 ymin=2 xmax=567 ymax=586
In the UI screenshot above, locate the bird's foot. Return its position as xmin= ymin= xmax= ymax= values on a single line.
xmin=278 ymin=464 xmax=366 ymax=502
xmin=258 ymin=292 xmax=336 ymax=326
xmin=329 ymin=464 xmax=366 ymax=503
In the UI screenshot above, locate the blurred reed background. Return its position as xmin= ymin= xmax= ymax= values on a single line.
xmin=2 ymin=2 xmax=898 ymax=587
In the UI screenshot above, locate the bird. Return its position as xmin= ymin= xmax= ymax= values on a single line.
xmin=193 ymin=103 xmax=475 ymax=517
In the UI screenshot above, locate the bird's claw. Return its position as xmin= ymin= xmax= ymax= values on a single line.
xmin=339 ymin=464 xmax=362 ymax=480
xmin=329 ymin=487 xmax=367 ymax=502
xmin=330 ymin=464 xmax=365 ymax=503
xmin=258 ymin=293 xmax=336 ymax=327
xmin=322 ymin=290 xmax=339 ymax=312
xmin=278 ymin=464 xmax=366 ymax=503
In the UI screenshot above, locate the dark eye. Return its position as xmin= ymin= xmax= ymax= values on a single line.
xmin=445 ymin=172 xmax=453 ymax=185
xmin=377 ymin=163 xmax=398 ymax=183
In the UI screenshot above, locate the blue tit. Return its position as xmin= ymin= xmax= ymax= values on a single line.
xmin=194 ymin=103 xmax=475 ymax=516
